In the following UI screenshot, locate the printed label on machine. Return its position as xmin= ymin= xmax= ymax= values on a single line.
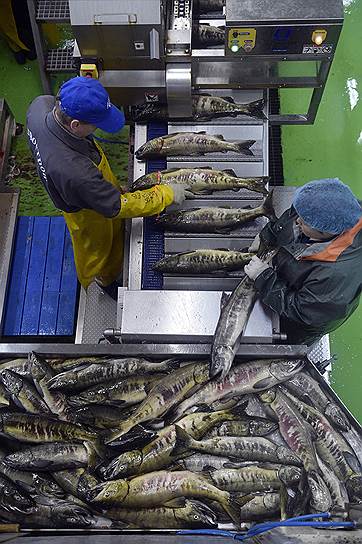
xmin=303 ymin=44 xmax=333 ymax=54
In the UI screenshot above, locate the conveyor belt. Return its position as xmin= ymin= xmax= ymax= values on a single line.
xmin=142 ymin=122 xmax=168 ymax=290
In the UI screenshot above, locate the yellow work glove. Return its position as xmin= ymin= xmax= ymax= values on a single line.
xmin=118 ymin=185 xmax=174 ymax=219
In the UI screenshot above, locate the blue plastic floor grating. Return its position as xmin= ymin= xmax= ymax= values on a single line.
xmin=2 ymin=216 xmax=78 ymax=337
xmin=141 ymin=122 xmax=168 ymax=290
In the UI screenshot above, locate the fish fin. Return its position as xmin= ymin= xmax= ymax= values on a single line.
xmin=231 ymin=492 xmax=255 ymax=508
xmin=344 ymin=452 xmax=361 ymax=474
xmin=223 ymin=96 xmax=236 ymax=104
xmin=253 ymin=377 xmax=275 ymax=390
xmin=171 ymin=425 xmax=194 ymax=457
xmin=215 ymin=134 xmax=225 ymax=140
xmin=229 ymin=400 xmax=249 ymax=416
xmin=197 ymin=166 xmax=213 ymax=170
xmin=203 ymin=465 xmax=217 ymax=473
xmin=214 ymin=247 xmax=230 ymax=252
xmin=221 ymin=496 xmax=241 ymax=527
xmin=254 ymin=177 xmax=269 ymax=195
xmin=261 ymin=190 xmax=276 ymax=221
xmin=194 ymin=403 xmax=213 ymax=413
xmin=163 ymin=498 xmax=187 ymax=508
xmin=220 ymin=291 xmax=230 ymax=310
xmin=196 ymin=131 xmax=207 ymax=134
xmin=190 ymin=189 xmax=213 ymax=195
xmin=223 ymin=461 xmax=247 ymax=469
xmin=222 ymin=169 xmax=237 ymax=177
xmin=236 ymin=141 xmax=255 ymax=155
xmin=196 ymin=93 xmax=212 ymax=97
xmin=162 ymin=358 xmax=182 ymax=371
xmin=245 ymin=99 xmax=267 ymax=120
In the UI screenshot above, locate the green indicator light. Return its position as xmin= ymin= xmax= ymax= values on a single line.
xmin=231 ymin=44 xmax=239 ymax=52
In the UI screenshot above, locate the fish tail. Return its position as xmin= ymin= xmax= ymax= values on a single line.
xmin=234 ymin=140 xmax=256 ymax=156
xmin=221 ymin=494 xmax=242 ymax=527
xmin=171 ymin=425 xmax=195 ymax=457
xmin=251 ymin=177 xmax=269 ymax=195
xmin=261 ymin=190 xmax=276 ymax=221
xmin=104 ymin=422 xmax=134 ymax=445
xmin=245 ymin=99 xmax=267 ymax=120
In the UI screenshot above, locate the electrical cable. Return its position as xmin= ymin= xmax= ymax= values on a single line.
xmin=177 ymin=512 xmax=356 ymax=542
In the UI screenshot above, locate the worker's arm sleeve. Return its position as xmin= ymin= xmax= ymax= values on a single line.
xmin=254 ymin=267 xmax=349 ymax=328
xmin=118 ymin=185 xmax=174 ymax=219
xmin=259 ymin=209 xmax=292 ymax=249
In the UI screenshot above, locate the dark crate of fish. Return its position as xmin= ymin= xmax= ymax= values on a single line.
xmin=0 ymin=346 xmax=361 ymax=531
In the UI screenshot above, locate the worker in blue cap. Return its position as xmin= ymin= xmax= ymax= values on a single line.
xmin=27 ymin=77 xmax=186 ymax=297
xmin=245 ymin=179 xmax=362 ymax=345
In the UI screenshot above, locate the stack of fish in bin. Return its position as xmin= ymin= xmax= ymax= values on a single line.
xmin=0 ymin=353 xmax=361 ymax=529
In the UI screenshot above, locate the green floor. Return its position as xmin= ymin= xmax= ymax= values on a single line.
xmin=281 ymin=0 xmax=362 ymax=423
xmin=0 ymin=3 xmax=360 ymax=421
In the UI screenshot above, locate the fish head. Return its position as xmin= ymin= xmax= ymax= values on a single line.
xmin=308 ymin=471 xmax=332 ymax=512
xmin=177 ymin=500 xmax=218 ymax=528
xmin=276 ymin=446 xmax=302 ymax=466
xmin=0 ymin=370 xmax=22 ymax=396
xmin=132 ymin=172 xmax=159 ymax=190
xmin=53 ymin=501 xmax=94 ymax=528
xmin=269 ymin=359 xmax=304 ymax=382
xmin=69 ymin=388 xmax=103 ymax=406
xmin=100 ymin=450 xmax=143 ymax=480
xmin=194 ymin=362 xmax=211 ymax=384
xmin=279 ymin=466 xmax=303 ymax=486
xmin=258 ymin=388 xmax=277 ymax=404
xmin=324 ymin=404 xmax=351 ymax=431
xmin=249 ymin=419 xmax=278 ymax=436
xmin=346 ymin=474 xmax=362 ymax=503
xmin=0 ymin=476 xmax=34 ymax=514
xmin=86 ymin=479 xmax=128 ymax=505
xmin=29 ymin=352 xmax=53 ymax=381
xmin=34 ymin=475 xmax=66 ymax=498
xmin=210 ymin=345 xmax=235 ymax=379
xmin=135 ymin=138 xmax=163 ymax=159
xmin=4 ymin=449 xmax=35 ymax=469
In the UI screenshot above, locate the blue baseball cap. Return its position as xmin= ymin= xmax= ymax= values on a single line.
xmin=59 ymin=77 xmax=125 ymax=133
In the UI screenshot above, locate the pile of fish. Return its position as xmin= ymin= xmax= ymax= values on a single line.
xmin=135 ymin=132 xmax=256 ymax=160
xmin=0 ymin=353 xmax=361 ymax=529
xmin=132 ymin=95 xmax=266 ymax=122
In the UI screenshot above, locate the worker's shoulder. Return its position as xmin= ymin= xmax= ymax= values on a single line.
xmin=27 ymin=95 xmax=55 ymax=117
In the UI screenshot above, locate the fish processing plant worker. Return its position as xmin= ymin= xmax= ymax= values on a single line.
xmin=244 ymin=179 xmax=362 ymax=345
xmin=26 ymin=77 xmax=186 ymax=294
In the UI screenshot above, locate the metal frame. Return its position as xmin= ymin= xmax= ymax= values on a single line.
xmin=0 ymin=99 xmax=16 ymax=183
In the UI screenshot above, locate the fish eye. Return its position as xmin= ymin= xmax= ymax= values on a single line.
xmin=105 ymin=491 xmax=110 ymax=498
xmin=193 ymin=515 xmax=199 ymax=520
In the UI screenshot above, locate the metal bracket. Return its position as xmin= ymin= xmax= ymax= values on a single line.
xmin=166 ymin=63 xmax=192 ymax=117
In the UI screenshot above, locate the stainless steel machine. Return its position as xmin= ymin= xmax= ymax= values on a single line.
xmin=70 ymin=0 xmax=343 ymax=349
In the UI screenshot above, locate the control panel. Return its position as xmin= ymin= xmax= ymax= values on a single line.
xmin=225 ymin=24 xmax=341 ymax=56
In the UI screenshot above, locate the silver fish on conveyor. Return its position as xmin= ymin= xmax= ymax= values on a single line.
xmin=193 ymin=24 xmax=225 ymax=47
xmin=285 ymin=371 xmax=351 ymax=432
xmin=157 ymin=192 xmax=274 ymax=234
xmin=3 ymin=442 xmax=98 ymax=472
xmin=193 ymin=95 xmax=266 ymax=120
xmin=132 ymin=167 xmax=268 ymax=196
xmin=135 ymin=132 xmax=256 ymax=160
xmin=131 ymin=96 xmax=265 ymax=122
xmin=259 ymin=388 xmax=332 ymax=512
xmin=171 ymin=358 xmax=304 ymax=421
xmin=172 ymin=426 xmax=302 ymax=466
xmin=153 ymin=249 xmax=255 ymax=275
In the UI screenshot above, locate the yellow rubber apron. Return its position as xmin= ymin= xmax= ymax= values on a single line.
xmin=0 ymin=0 xmax=30 ymax=53
xmin=63 ymin=140 xmax=124 ymax=289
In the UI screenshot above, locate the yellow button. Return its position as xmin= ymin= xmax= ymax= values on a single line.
xmin=312 ymin=29 xmax=327 ymax=45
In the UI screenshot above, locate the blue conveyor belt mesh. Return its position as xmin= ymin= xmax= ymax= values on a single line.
xmin=141 ymin=122 xmax=168 ymax=290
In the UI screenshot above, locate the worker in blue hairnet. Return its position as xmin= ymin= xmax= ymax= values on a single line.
xmin=27 ymin=77 xmax=186 ymax=298
xmin=244 ymin=178 xmax=362 ymax=345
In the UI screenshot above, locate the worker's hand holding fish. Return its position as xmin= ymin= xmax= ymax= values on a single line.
xmin=244 ymin=255 xmax=271 ymax=281
xmin=168 ymin=183 xmax=192 ymax=205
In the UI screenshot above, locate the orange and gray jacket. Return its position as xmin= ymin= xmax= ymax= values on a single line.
xmin=256 ymin=207 xmax=362 ymax=345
